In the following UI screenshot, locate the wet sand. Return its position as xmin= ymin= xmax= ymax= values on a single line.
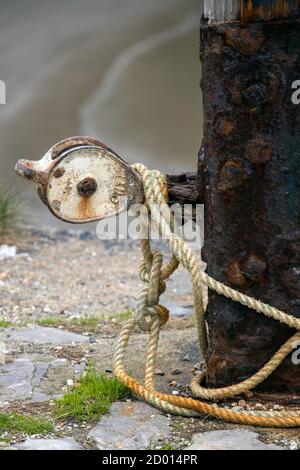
xmin=0 ymin=0 xmax=203 ymax=227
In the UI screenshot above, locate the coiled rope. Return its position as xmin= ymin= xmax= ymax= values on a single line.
xmin=114 ymin=164 xmax=300 ymax=427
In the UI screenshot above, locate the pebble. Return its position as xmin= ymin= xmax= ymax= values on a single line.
xmin=290 ymin=441 xmax=298 ymax=451
xmin=170 ymin=381 xmax=177 ymax=387
xmin=231 ymin=406 xmax=242 ymax=412
xmin=254 ymin=403 xmax=265 ymax=409
xmin=154 ymin=369 xmax=165 ymax=376
xmin=273 ymin=404 xmax=284 ymax=411
xmin=171 ymin=368 xmax=182 ymax=376
xmin=66 ymin=379 xmax=74 ymax=387
xmin=183 ymin=354 xmax=190 ymax=362
xmin=244 ymin=391 xmax=254 ymax=399
xmin=238 ymin=399 xmax=246 ymax=407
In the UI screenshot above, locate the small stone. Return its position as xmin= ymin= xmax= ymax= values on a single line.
xmin=254 ymin=403 xmax=264 ymax=409
xmin=154 ymin=369 xmax=164 ymax=376
xmin=290 ymin=441 xmax=298 ymax=451
xmin=182 ymin=354 xmax=190 ymax=362
xmin=231 ymin=406 xmax=242 ymax=412
xmin=171 ymin=368 xmax=182 ymax=376
xmin=66 ymin=379 xmax=74 ymax=387
xmin=105 ymin=368 xmax=113 ymax=373
xmin=170 ymin=381 xmax=177 ymax=387
xmin=244 ymin=391 xmax=254 ymax=399
xmin=273 ymin=404 xmax=284 ymax=410
xmin=172 ymin=391 xmax=179 ymax=396
xmin=238 ymin=399 xmax=246 ymax=407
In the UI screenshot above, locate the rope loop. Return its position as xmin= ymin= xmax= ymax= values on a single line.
xmin=113 ymin=164 xmax=300 ymax=428
xmin=135 ymin=245 xmax=168 ymax=331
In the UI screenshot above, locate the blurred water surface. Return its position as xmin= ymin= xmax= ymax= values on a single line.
xmin=0 ymin=0 xmax=203 ymax=227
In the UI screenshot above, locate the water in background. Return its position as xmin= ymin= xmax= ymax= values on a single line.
xmin=0 ymin=0 xmax=203 ymax=228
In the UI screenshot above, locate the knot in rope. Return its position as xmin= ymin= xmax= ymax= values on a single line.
xmin=135 ymin=249 xmax=169 ymax=331
xmin=113 ymin=163 xmax=300 ymax=428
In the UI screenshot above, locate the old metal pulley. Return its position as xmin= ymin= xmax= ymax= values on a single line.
xmin=15 ymin=136 xmax=143 ymax=223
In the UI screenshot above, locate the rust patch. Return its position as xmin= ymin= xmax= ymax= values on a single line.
xmin=242 ymin=0 xmax=272 ymax=22
xmin=245 ymin=137 xmax=273 ymax=164
xmin=53 ymin=167 xmax=65 ymax=178
xmin=242 ymin=1 xmax=300 ymax=22
xmin=242 ymin=254 xmax=267 ymax=284
xmin=227 ymin=254 xmax=267 ymax=287
xmin=218 ymin=160 xmax=250 ymax=193
xmin=215 ymin=118 xmax=235 ymax=138
xmin=227 ymin=260 xmax=249 ymax=288
xmin=206 ymin=356 xmax=227 ymax=384
xmin=77 ymin=196 xmax=96 ymax=220
xmin=51 ymin=200 xmax=61 ymax=213
xmin=225 ymin=28 xmax=265 ymax=54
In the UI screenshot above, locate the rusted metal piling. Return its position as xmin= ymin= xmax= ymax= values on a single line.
xmin=200 ymin=1 xmax=300 ymax=391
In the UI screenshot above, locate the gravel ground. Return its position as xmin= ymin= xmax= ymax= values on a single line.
xmin=0 ymin=228 xmax=299 ymax=450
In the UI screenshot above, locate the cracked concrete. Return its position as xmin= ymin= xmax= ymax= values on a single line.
xmin=0 ymin=355 xmax=84 ymax=403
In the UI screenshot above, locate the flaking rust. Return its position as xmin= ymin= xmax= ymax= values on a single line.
xmin=241 ymin=1 xmax=300 ymax=22
xmin=200 ymin=18 xmax=300 ymax=391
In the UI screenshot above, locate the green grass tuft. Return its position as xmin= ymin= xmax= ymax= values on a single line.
xmin=160 ymin=442 xmax=174 ymax=450
xmin=0 ymin=319 xmax=13 ymax=328
xmin=37 ymin=316 xmax=100 ymax=332
xmin=54 ymin=368 xmax=130 ymax=422
xmin=0 ymin=412 xmax=53 ymax=435
xmin=37 ymin=313 xmax=133 ymax=330
xmin=71 ymin=317 xmax=99 ymax=332
xmin=115 ymin=309 xmax=134 ymax=321
xmin=37 ymin=317 xmax=64 ymax=327
xmin=0 ymin=184 xmax=20 ymax=232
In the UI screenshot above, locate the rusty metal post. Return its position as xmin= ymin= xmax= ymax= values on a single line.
xmin=200 ymin=1 xmax=300 ymax=392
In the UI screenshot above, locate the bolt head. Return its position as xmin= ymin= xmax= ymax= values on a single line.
xmin=77 ymin=177 xmax=98 ymax=197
